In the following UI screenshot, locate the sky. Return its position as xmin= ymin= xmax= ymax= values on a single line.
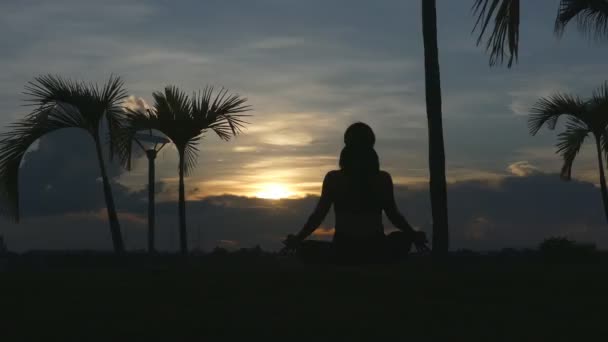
xmin=2 ymin=0 xmax=608 ymax=252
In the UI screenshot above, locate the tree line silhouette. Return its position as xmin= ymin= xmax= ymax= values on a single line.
xmin=0 ymin=0 xmax=607 ymax=255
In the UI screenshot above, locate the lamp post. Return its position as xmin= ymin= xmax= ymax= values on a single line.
xmin=133 ymin=130 xmax=170 ymax=253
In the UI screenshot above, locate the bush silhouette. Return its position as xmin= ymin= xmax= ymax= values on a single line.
xmin=539 ymin=237 xmax=596 ymax=262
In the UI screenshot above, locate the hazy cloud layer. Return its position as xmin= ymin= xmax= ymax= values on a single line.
xmin=3 ymin=170 xmax=607 ymax=252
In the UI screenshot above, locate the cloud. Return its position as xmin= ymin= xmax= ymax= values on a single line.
xmin=65 ymin=209 xmax=147 ymax=226
xmin=463 ymin=217 xmax=494 ymax=241
xmin=248 ymin=37 xmax=309 ymax=50
xmin=262 ymin=133 xmax=313 ymax=146
xmin=508 ymin=84 xmax=567 ymax=116
xmin=216 ymin=239 xmax=240 ymax=250
xmin=233 ymin=146 xmax=257 ymax=153
xmin=312 ymin=227 xmax=335 ymax=239
xmin=16 ymin=130 xmax=132 ymax=217
xmin=507 ymin=161 xmax=541 ymax=177
xmin=123 ymin=96 xmax=150 ymax=112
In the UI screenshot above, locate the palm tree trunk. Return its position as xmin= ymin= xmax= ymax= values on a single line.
xmin=422 ymin=0 xmax=449 ymax=256
xmin=93 ymin=133 xmax=124 ymax=254
xmin=178 ymin=150 xmax=188 ymax=254
xmin=594 ymin=136 xmax=608 ymax=223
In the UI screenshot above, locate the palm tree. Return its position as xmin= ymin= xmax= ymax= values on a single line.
xmin=472 ymin=0 xmax=608 ymax=68
xmin=422 ymin=0 xmax=449 ymax=256
xmin=0 ymin=75 xmax=127 ymax=253
xmin=117 ymin=86 xmax=249 ymax=254
xmin=529 ymin=82 xmax=608 ymax=222
xmin=555 ymin=0 xmax=608 ymax=39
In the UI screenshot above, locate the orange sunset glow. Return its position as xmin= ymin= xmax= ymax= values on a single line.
xmin=254 ymin=183 xmax=296 ymax=200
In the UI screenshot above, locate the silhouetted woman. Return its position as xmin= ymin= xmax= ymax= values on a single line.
xmin=284 ymin=122 xmax=429 ymax=264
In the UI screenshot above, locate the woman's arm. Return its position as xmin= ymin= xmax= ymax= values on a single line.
xmin=292 ymin=172 xmax=334 ymax=242
xmin=381 ymin=172 xmax=415 ymax=235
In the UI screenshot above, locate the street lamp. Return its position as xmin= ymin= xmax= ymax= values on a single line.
xmin=133 ymin=129 xmax=170 ymax=253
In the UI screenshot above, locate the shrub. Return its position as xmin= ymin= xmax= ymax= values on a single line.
xmin=539 ymin=237 xmax=596 ymax=262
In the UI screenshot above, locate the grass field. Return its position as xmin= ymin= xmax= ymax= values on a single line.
xmin=2 ymin=253 xmax=608 ymax=341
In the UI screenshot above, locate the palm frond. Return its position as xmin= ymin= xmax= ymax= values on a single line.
xmin=555 ymin=0 xmax=608 ymax=40
xmin=602 ymin=127 xmax=608 ymax=166
xmin=556 ymin=118 xmax=590 ymax=180
xmin=0 ymin=104 xmax=91 ymax=220
xmin=24 ymin=74 xmax=128 ymax=162
xmin=590 ymin=81 xmax=608 ymax=113
xmin=0 ymin=75 xmax=127 ymax=220
xmin=163 ymin=86 xmax=192 ymax=121
xmin=153 ymin=87 xmax=196 ymax=148
xmin=182 ymin=140 xmax=201 ymax=176
xmin=100 ymin=75 xmax=128 ymax=160
xmin=24 ymin=75 xmax=127 ymax=133
xmin=529 ymin=93 xmax=587 ymax=135
xmin=589 ymin=82 xmax=608 ymax=147
xmin=114 ymin=108 xmax=161 ymax=170
xmin=196 ymin=87 xmax=251 ymax=140
xmin=472 ymin=0 xmax=520 ymax=67
xmin=142 ymin=85 xmax=251 ymax=175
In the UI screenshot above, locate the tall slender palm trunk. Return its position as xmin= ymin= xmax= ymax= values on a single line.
xmin=178 ymin=151 xmax=188 ymax=254
xmin=593 ymin=135 xmax=608 ymax=223
xmin=422 ymin=0 xmax=449 ymax=256
xmin=93 ymin=133 xmax=124 ymax=254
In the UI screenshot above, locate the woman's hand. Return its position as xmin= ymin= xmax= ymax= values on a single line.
xmin=282 ymin=234 xmax=302 ymax=251
xmin=412 ymin=231 xmax=431 ymax=254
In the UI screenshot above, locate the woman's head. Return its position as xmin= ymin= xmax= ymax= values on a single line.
xmin=344 ymin=122 xmax=375 ymax=148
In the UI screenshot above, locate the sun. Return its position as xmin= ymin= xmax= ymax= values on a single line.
xmin=255 ymin=183 xmax=294 ymax=200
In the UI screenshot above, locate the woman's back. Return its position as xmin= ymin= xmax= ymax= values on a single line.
xmin=323 ymin=169 xmax=391 ymax=238
xmin=298 ymin=145 xmax=412 ymax=241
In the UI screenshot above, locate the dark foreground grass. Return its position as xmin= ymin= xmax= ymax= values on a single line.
xmin=1 ymin=253 xmax=608 ymax=341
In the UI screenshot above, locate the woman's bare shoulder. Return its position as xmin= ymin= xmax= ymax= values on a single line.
xmin=378 ymin=170 xmax=393 ymax=182
xmin=322 ymin=170 xmax=342 ymax=191
xmin=325 ymin=170 xmax=342 ymax=181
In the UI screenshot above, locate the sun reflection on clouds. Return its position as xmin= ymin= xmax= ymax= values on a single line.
xmin=254 ymin=183 xmax=295 ymax=199
xmin=191 ymin=178 xmax=314 ymax=200
xmin=246 ymin=112 xmax=339 ymax=133
xmin=233 ymin=146 xmax=257 ymax=152
xmin=312 ymin=227 xmax=335 ymax=240
xmin=242 ymin=156 xmax=336 ymax=170
xmin=244 ymin=112 xmax=339 ymax=147
xmin=261 ymin=132 xmax=313 ymax=146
